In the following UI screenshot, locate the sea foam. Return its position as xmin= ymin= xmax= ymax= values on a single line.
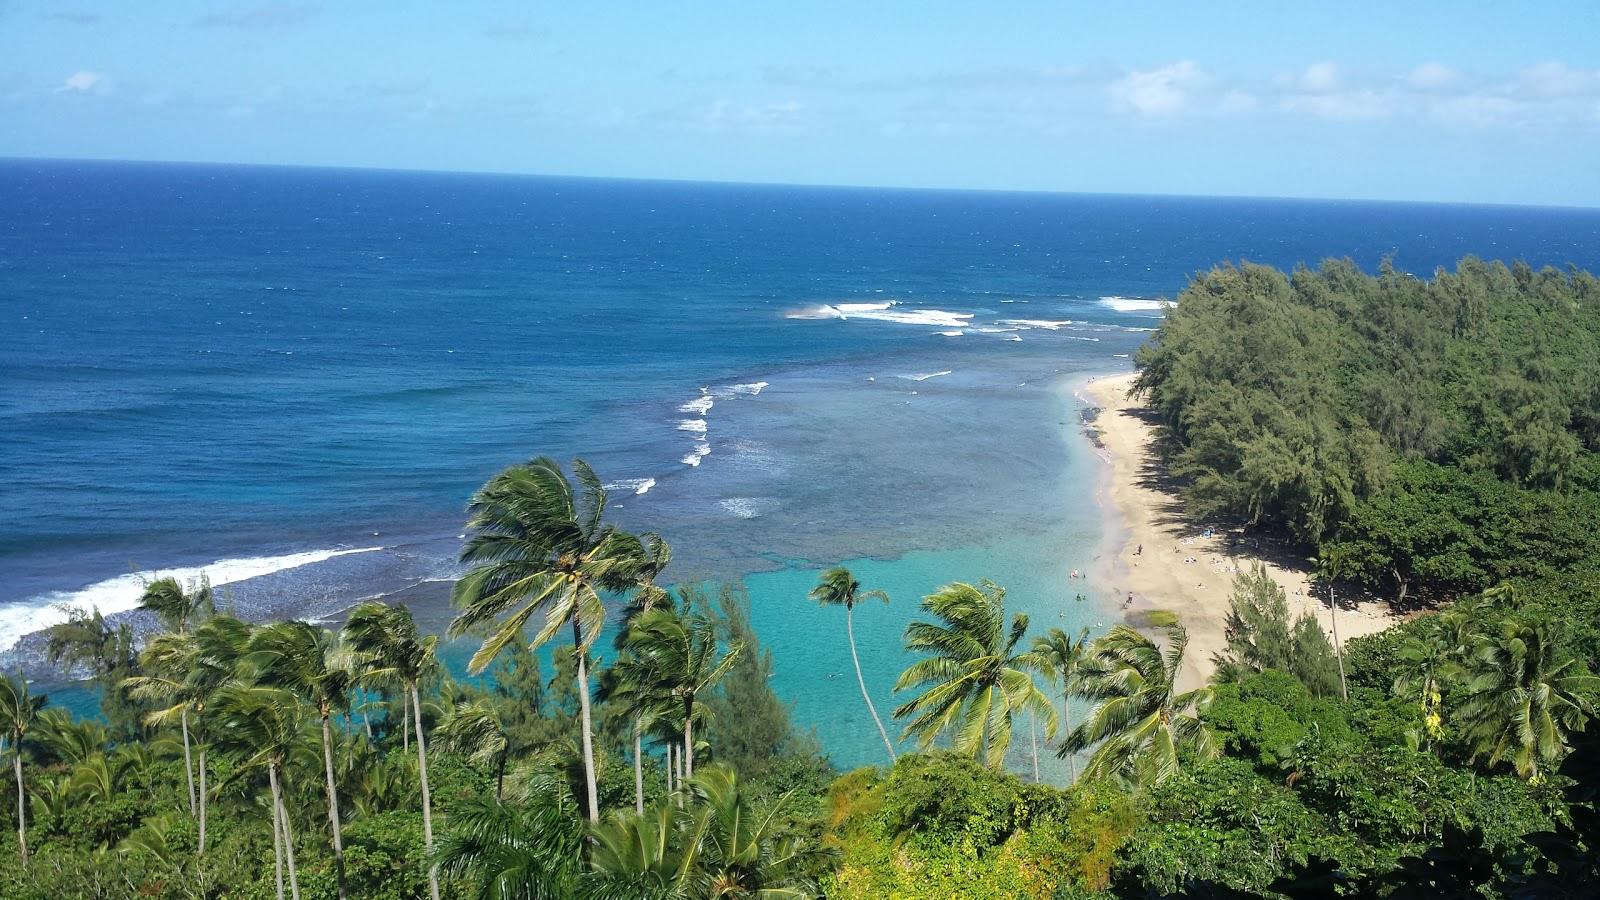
xmin=1098 ymin=296 xmax=1167 ymax=313
xmin=679 ymin=391 xmax=714 ymax=414
xmin=0 ymin=547 xmax=383 ymax=652
xmin=787 ymin=300 xmax=974 ymax=329
xmin=605 ymin=477 xmax=657 ymax=496
xmin=1000 ymin=319 xmax=1076 ymax=330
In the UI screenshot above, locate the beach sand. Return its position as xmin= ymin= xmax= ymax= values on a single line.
xmin=1077 ymin=372 xmax=1400 ymax=691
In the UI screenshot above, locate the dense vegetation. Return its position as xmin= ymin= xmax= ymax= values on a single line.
xmin=3 ymin=258 xmax=1598 ymax=898
xmin=1133 ymin=257 xmax=1600 ymax=599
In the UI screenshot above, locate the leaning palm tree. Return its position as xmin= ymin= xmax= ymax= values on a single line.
xmin=247 ymin=621 xmax=355 ymax=900
xmin=137 ymin=575 xmax=215 ymax=634
xmin=630 ymin=533 xmax=674 ymax=614
xmin=810 ymin=567 xmax=896 ymax=764
xmin=437 ymin=700 xmax=511 ymax=801
xmin=1 ymin=672 xmax=46 ymax=867
xmin=1064 ymin=616 xmax=1217 ymax=787
xmin=1030 ymin=626 xmax=1091 ymax=783
xmin=135 ymin=574 xmax=215 ymax=817
xmin=212 ymin=684 xmax=306 ymax=900
xmin=1456 ymin=617 xmax=1600 ymax=782
xmin=600 ymin=650 xmax=676 ymax=815
xmin=342 ymin=601 xmax=442 ymax=900
xmin=126 ymin=631 xmax=203 ymax=818
xmin=124 ymin=614 xmax=252 ymax=857
xmin=449 ymin=456 xmax=651 ymax=823
xmin=893 ymin=581 xmax=1057 ymax=769
xmin=622 ymin=603 xmax=743 ymax=781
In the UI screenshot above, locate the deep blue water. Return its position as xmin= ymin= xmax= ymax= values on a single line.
xmin=5 ymin=159 xmax=1599 ymax=764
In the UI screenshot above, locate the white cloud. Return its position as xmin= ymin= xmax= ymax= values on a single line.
xmin=1280 ymin=89 xmax=1392 ymax=121
xmin=1426 ymin=94 xmax=1518 ymax=126
xmin=1297 ymin=61 xmax=1341 ymax=93
xmin=1514 ymin=61 xmax=1600 ymax=98
xmin=1109 ymin=61 xmax=1207 ymax=117
xmin=56 ymin=70 xmax=105 ymax=94
xmin=1407 ymin=62 xmax=1460 ymax=91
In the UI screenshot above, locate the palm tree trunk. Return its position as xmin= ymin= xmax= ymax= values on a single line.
xmin=401 ymin=690 xmax=410 ymax=752
xmin=270 ymin=762 xmax=302 ymax=900
xmin=361 ymin=707 xmax=372 ymax=740
xmin=267 ymin=763 xmax=286 ymax=900
xmin=1328 ymin=583 xmax=1348 ymax=700
xmin=633 ymin=716 xmax=645 ymax=815
xmin=848 ymin=607 xmax=897 ymax=763
xmin=497 ymin=747 xmax=507 ymax=804
xmin=1029 ymin=714 xmax=1040 ymax=783
xmin=571 ymin=619 xmax=600 ymax=823
xmin=683 ymin=698 xmax=694 ymax=780
xmin=12 ymin=743 xmax=27 ymax=867
xmin=320 ymin=712 xmax=347 ymax=900
xmin=180 ymin=708 xmax=197 ymax=817
xmin=411 ymin=683 xmax=441 ymax=900
xmin=1062 ymin=695 xmax=1076 ymax=783
xmin=198 ymin=746 xmax=208 ymax=856
xmin=666 ymin=743 xmax=675 ymax=793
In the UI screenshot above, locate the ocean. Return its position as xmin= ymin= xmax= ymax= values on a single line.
xmin=4 ymin=158 xmax=1599 ymax=769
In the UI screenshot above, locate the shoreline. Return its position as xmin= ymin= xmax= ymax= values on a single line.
xmin=1075 ymin=371 xmax=1401 ymax=691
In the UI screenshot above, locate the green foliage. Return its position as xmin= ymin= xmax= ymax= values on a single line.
xmin=874 ymin=752 xmax=1023 ymax=848
xmin=893 ymin=581 xmax=1057 ymax=768
xmin=1136 ymin=258 xmax=1600 ymax=566
xmin=1214 ymin=564 xmax=1342 ymax=697
xmin=1204 ymin=671 xmax=1356 ymax=768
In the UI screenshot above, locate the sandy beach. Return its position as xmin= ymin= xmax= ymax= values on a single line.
xmin=1077 ymin=372 xmax=1401 ymax=691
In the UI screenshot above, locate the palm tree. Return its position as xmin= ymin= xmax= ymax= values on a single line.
xmin=137 ymin=575 xmax=214 ymax=816
xmin=1316 ymin=546 xmax=1351 ymax=700
xmin=810 ymin=567 xmax=896 ymax=764
xmin=679 ymin=765 xmax=828 ymax=898
xmin=212 ymin=684 xmax=306 ymax=900
xmin=123 ymin=614 xmax=252 ymax=857
xmin=1030 ymin=626 xmax=1091 ymax=783
xmin=631 ymin=533 xmax=674 ymax=614
xmin=622 ymin=603 xmax=743 ymax=781
xmin=342 ymin=601 xmax=442 ymax=900
xmin=437 ymin=699 xmax=511 ymax=801
xmin=600 ymin=650 xmax=675 ymax=815
xmin=436 ymin=768 xmax=585 ymax=900
xmin=137 ymin=575 xmax=215 ymax=633
xmin=587 ymin=765 xmax=827 ymax=898
xmin=247 ymin=622 xmax=355 ymax=900
xmin=1 ymin=672 xmax=45 ymax=867
xmin=587 ymin=802 xmax=694 ymax=897
xmin=1456 ymin=617 xmax=1600 ymax=781
xmin=892 ymin=581 xmax=1057 ymax=769
xmin=1064 ymin=618 xmax=1217 ymax=786
xmin=449 ymin=456 xmax=651 ymax=823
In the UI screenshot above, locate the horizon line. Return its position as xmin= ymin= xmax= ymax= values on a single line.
xmin=6 ymin=153 xmax=1600 ymax=215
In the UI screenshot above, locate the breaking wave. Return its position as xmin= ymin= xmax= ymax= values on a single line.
xmin=0 ymin=547 xmax=384 ymax=652
xmin=1098 ymin=296 xmax=1166 ymax=313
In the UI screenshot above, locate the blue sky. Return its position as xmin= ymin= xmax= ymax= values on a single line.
xmin=3 ymin=1 xmax=1599 ymax=206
